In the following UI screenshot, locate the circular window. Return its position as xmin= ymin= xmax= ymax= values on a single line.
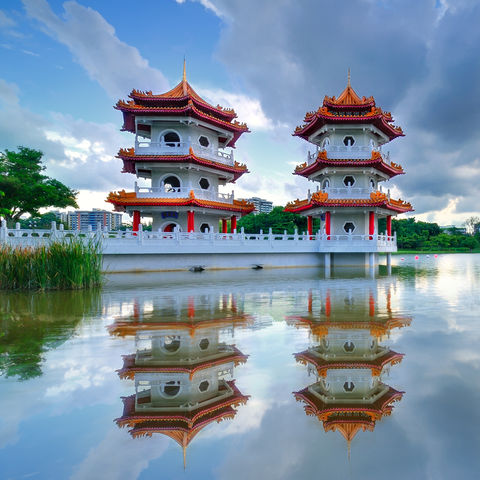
xmin=199 ymin=380 xmax=209 ymax=392
xmin=163 ymin=381 xmax=180 ymax=397
xmin=200 ymin=223 xmax=211 ymax=233
xmin=163 ymin=176 xmax=180 ymax=192
xmin=163 ymin=131 xmax=180 ymax=147
xmin=343 ymin=136 xmax=355 ymax=146
xmin=343 ymin=341 xmax=355 ymax=352
xmin=199 ymin=178 xmax=210 ymax=190
xmin=199 ymin=136 xmax=209 ymax=147
xmin=343 ymin=175 xmax=355 ymax=187
xmin=343 ymin=381 xmax=355 ymax=392
xmin=163 ymin=336 xmax=180 ymax=352
xmin=199 ymin=338 xmax=210 ymax=350
xmin=343 ymin=222 xmax=355 ymax=233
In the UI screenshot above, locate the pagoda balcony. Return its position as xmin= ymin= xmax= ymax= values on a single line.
xmin=135 ymin=140 xmax=235 ymax=166
xmin=319 ymin=186 xmax=375 ymax=199
xmin=135 ymin=184 xmax=234 ymax=203
xmin=307 ymin=146 xmax=391 ymax=163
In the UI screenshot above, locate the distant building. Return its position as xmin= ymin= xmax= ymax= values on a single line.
xmin=67 ymin=209 xmax=123 ymax=231
xmin=242 ymin=197 xmax=274 ymax=214
xmin=440 ymin=225 xmax=467 ymax=235
xmin=50 ymin=210 xmax=68 ymax=225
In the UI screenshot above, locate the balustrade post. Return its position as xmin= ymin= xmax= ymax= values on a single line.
xmin=15 ymin=222 xmax=20 ymax=238
xmin=0 ymin=219 xmax=7 ymax=242
xmin=137 ymin=223 xmax=143 ymax=245
xmin=294 ymin=228 xmax=298 ymax=243
xmin=240 ymin=226 xmax=245 ymax=244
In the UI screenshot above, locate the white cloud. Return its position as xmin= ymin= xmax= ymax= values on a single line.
xmin=0 ymin=10 xmax=16 ymax=29
xmin=22 ymin=0 xmax=169 ymax=98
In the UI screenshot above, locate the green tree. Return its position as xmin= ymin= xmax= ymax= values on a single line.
xmin=0 ymin=147 xmax=78 ymax=223
xmin=18 ymin=212 xmax=68 ymax=229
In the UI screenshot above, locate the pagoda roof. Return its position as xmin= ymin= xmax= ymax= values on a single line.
xmin=284 ymin=190 xmax=413 ymax=214
xmin=285 ymin=315 xmax=412 ymax=339
xmin=116 ymin=380 xmax=249 ymax=441
xmin=295 ymin=348 xmax=404 ymax=377
xmin=294 ymin=81 xmax=403 ymax=141
xmin=106 ymin=189 xmax=255 ymax=215
xmin=115 ymin=65 xmax=248 ymax=148
xmin=294 ymin=150 xmax=404 ymax=179
xmin=108 ymin=315 xmax=253 ymax=338
xmin=117 ymin=147 xmax=248 ymax=182
xmin=117 ymin=346 xmax=248 ymax=380
xmin=294 ymin=385 xmax=403 ymax=422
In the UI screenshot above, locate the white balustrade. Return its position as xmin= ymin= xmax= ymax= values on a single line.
xmin=322 ymin=186 xmax=375 ymax=199
xmin=135 ymin=185 xmax=234 ymax=203
xmin=134 ymin=141 xmax=234 ymax=166
xmin=0 ymin=221 xmax=397 ymax=254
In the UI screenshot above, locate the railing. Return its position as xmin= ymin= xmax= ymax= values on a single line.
xmin=307 ymin=146 xmax=392 ymax=165
xmin=322 ymin=186 xmax=374 ymax=199
xmin=134 ymin=141 xmax=234 ymax=166
xmin=134 ymin=185 xmax=234 ymax=203
xmin=1 ymin=221 xmax=397 ymax=253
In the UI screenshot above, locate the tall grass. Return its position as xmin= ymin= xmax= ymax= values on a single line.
xmin=0 ymin=239 xmax=102 ymax=290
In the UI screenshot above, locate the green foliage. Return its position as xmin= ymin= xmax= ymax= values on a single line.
xmin=237 ymin=206 xmax=320 ymax=234
xmin=18 ymin=212 xmax=68 ymax=229
xmin=0 ymin=239 xmax=103 ymax=290
xmin=0 ymin=147 xmax=78 ymax=222
xmin=0 ymin=289 xmax=100 ymax=380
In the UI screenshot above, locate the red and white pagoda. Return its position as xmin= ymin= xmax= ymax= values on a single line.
xmin=286 ymin=75 xmax=413 ymax=262
xmin=107 ymin=62 xmax=254 ymax=232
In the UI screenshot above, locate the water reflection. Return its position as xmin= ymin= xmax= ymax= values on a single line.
xmin=109 ymin=293 xmax=250 ymax=467
xmin=288 ymin=281 xmax=411 ymax=453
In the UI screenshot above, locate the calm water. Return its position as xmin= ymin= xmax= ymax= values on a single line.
xmin=1 ymin=254 xmax=480 ymax=480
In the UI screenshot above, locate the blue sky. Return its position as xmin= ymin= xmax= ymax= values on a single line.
xmin=1 ymin=0 xmax=479 ymax=225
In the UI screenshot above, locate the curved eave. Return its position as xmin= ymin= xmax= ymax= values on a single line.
xmin=117 ymin=151 xmax=249 ymax=182
xmin=293 ymin=114 xmax=403 ymax=141
xmin=294 ymin=386 xmax=404 ymax=417
xmin=115 ymin=103 xmax=249 ymax=147
xmin=295 ymin=350 xmax=404 ymax=376
xmin=128 ymin=91 xmax=237 ymax=122
xmin=106 ymin=192 xmax=256 ymax=215
xmin=294 ymin=158 xmax=404 ymax=179
xmin=285 ymin=197 xmax=414 ymax=214
xmin=117 ymin=348 xmax=248 ymax=380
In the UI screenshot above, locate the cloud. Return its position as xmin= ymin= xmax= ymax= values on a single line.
xmin=0 ymin=10 xmax=16 ymax=29
xmin=22 ymin=0 xmax=169 ymax=98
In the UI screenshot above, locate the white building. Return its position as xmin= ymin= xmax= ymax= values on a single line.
xmin=241 ymin=196 xmax=274 ymax=214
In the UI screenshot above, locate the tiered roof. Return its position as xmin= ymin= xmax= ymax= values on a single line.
xmin=115 ymin=64 xmax=249 ymax=147
xmin=117 ymin=147 xmax=249 ymax=182
xmin=117 ymin=347 xmax=248 ymax=380
xmin=294 ymin=80 xmax=403 ymax=141
xmin=285 ymin=190 xmax=413 ymax=214
xmin=107 ymin=189 xmax=255 ymax=214
xmin=295 ymin=348 xmax=404 ymax=378
xmin=294 ymin=150 xmax=404 ymax=179
xmin=116 ymin=380 xmax=248 ymax=443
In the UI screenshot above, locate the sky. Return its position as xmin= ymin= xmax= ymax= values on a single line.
xmin=0 ymin=0 xmax=479 ymax=225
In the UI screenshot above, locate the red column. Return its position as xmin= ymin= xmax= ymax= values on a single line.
xmin=187 ymin=211 xmax=195 ymax=232
xmin=307 ymin=215 xmax=313 ymax=238
xmin=188 ymin=296 xmax=195 ymax=319
xmin=231 ymin=215 xmax=237 ymax=233
xmin=222 ymin=219 xmax=228 ymax=234
xmin=325 ymin=290 xmax=331 ymax=318
xmin=308 ymin=290 xmax=313 ymax=313
xmin=386 ymin=215 xmax=392 ymax=237
xmin=369 ymin=292 xmax=375 ymax=317
xmin=325 ymin=211 xmax=331 ymax=240
xmin=369 ymin=211 xmax=375 ymax=240
xmin=132 ymin=210 xmax=140 ymax=232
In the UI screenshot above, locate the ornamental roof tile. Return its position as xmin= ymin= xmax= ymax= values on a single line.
xmin=106 ymin=189 xmax=255 ymax=214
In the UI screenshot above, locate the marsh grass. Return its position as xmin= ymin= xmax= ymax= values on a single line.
xmin=0 ymin=239 xmax=102 ymax=290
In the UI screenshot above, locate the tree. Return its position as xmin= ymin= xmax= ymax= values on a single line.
xmin=0 ymin=147 xmax=78 ymax=223
xmin=18 ymin=212 xmax=68 ymax=229
xmin=464 ymin=216 xmax=480 ymax=235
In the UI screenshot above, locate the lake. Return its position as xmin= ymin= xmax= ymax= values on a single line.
xmin=1 ymin=254 xmax=479 ymax=480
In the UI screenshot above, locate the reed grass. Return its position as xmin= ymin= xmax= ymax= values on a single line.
xmin=0 ymin=239 xmax=102 ymax=290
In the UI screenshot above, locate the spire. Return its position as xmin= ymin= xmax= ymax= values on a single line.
xmin=183 ymin=444 xmax=187 ymax=470
xmin=182 ymin=57 xmax=187 ymax=96
xmin=347 ymin=68 xmax=351 ymax=88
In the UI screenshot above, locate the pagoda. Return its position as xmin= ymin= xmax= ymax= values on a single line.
xmin=286 ymin=74 xmax=413 ymax=261
xmin=107 ymin=61 xmax=255 ymax=233
xmin=290 ymin=284 xmax=409 ymax=452
xmin=112 ymin=294 xmax=249 ymax=466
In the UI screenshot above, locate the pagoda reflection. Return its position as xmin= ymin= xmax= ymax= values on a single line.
xmin=110 ymin=293 xmax=250 ymax=466
xmin=288 ymin=282 xmax=411 ymax=452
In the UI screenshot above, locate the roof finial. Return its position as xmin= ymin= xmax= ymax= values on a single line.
xmin=183 ymin=445 xmax=187 ymax=470
xmin=347 ymin=68 xmax=351 ymax=88
xmin=182 ymin=56 xmax=187 ymax=95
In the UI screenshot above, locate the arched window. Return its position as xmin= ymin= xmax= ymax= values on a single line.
xmin=162 ymin=131 xmax=181 ymax=147
xmin=370 ymin=178 xmax=376 ymax=189
xmin=322 ymin=178 xmax=330 ymax=189
xmin=162 ymin=175 xmax=181 ymax=193
xmin=322 ymin=137 xmax=330 ymax=149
